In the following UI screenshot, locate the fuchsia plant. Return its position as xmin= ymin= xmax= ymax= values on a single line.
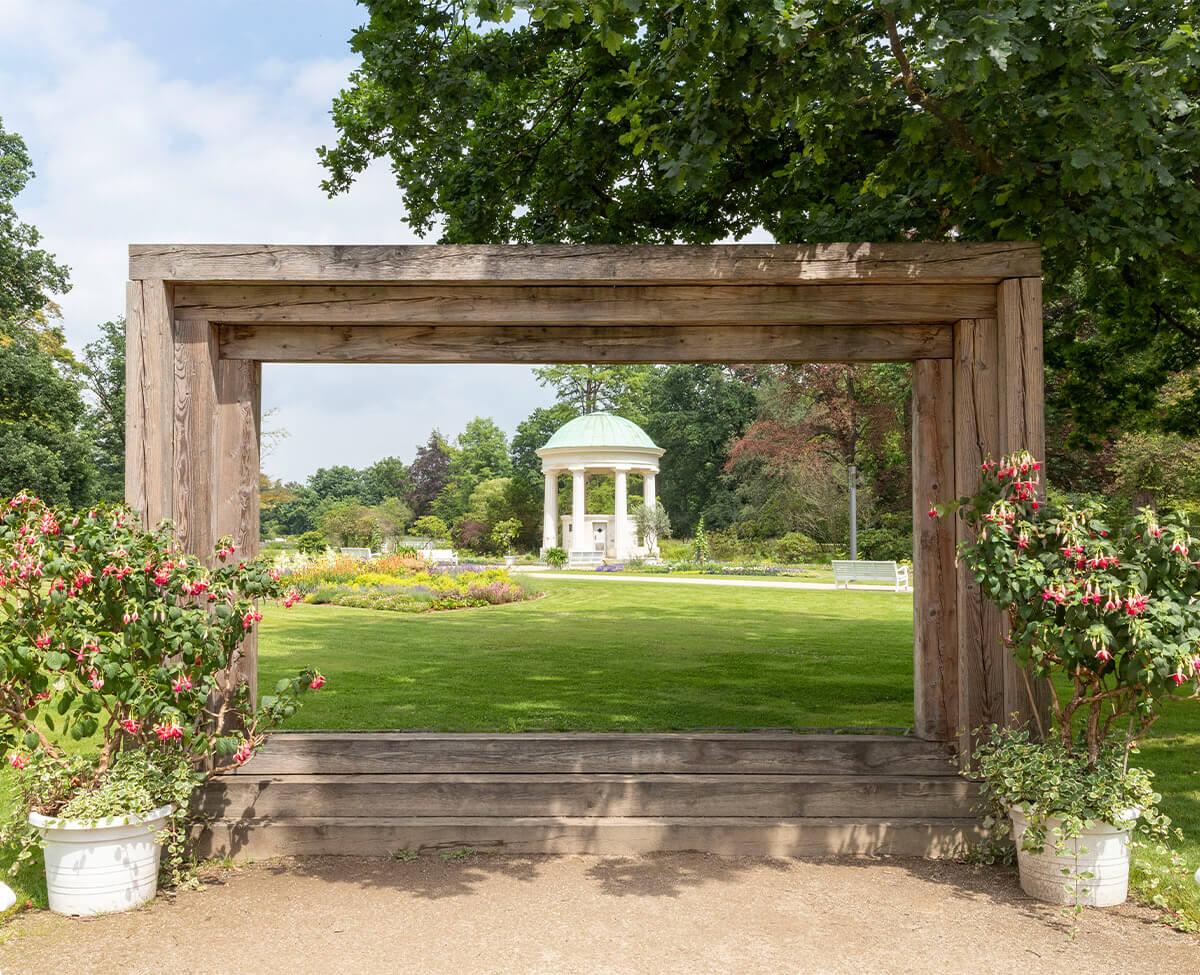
xmin=0 ymin=494 xmax=322 ymax=809
xmin=935 ymin=451 xmax=1200 ymax=764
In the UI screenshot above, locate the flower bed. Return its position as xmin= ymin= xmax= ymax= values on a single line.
xmin=283 ymin=557 xmax=535 ymax=613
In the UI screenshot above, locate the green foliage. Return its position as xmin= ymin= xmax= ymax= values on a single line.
xmin=80 ymin=318 xmax=125 ymax=503
xmin=412 ymin=514 xmax=450 ymax=541
xmin=435 ymin=417 xmax=512 ymax=523
xmin=406 ymin=431 xmax=452 ymax=517
xmin=296 ymin=530 xmax=327 ymax=556
xmin=857 ymin=513 xmax=912 ymax=563
xmin=772 ymin=531 xmax=824 ymax=565
xmin=691 ymin=517 xmax=710 ymax=564
xmin=0 ymin=319 xmax=95 ymax=506
xmin=490 ymin=518 xmax=522 ymax=553
xmin=0 ymin=117 xmax=69 ymax=319
xmin=533 ymin=365 xmax=651 ymax=419
xmin=631 ymin=501 xmax=671 ymax=552
xmin=544 ymin=546 xmax=568 ymax=569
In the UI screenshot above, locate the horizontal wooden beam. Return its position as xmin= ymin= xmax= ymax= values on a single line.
xmin=175 ymin=283 xmax=994 ymax=327
xmin=218 ymin=323 xmax=953 ymax=363
xmin=132 ymin=242 xmax=1040 ymax=285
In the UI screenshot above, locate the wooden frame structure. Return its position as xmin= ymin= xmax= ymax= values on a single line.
xmin=125 ymin=242 xmax=1047 ymax=751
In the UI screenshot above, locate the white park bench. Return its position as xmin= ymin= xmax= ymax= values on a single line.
xmin=424 ymin=548 xmax=459 ymax=566
xmin=831 ymin=560 xmax=911 ymax=592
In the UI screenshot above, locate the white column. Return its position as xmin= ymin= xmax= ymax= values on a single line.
xmin=542 ymin=471 xmax=558 ymax=551
xmin=570 ymin=467 xmax=586 ymax=551
xmin=614 ymin=468 xmax=629 ymax=559
xmin=643 ymin=471 xmax=657 ymax=554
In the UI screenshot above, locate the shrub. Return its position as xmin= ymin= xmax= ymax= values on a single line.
xmin=0 ymin=495 xmax=323 ymax=878
xmin=296 ymin=530 xmax=326 ymax=556
xmin=544 ymin=547 xmax=568 ymax=569
xmin=772 ymin=531 xmax=824 ymax=564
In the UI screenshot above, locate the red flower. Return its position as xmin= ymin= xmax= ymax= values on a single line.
xmin=233 ymin=740 xmax=254 ymax=765
xmin=309 ymin=673 xmax=326 ymax=691
xmin=927 ymin=507 xmax=938 ymax=519
xmin=1170 ymin=671 xmax=1187 ymax=686
xmin=1094 ymin=648 xmax=1113 ymax=663
xmin=8 ymin=753 xmax=28 ymax=770
xmin=242 ymin=608 xmax=263 ymax=630
xmin=154 ymin=722 xmax=183 ymax=741
xmin=120 ymin=717 xmax=141 ymax=734
xmin=33 ymin=632 xmax=51 ymax=649
xmin=172 ymin=674 xmax=193 ymax=695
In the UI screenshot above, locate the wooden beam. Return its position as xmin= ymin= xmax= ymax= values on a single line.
xmin=218 ymin=323 xmax=953 ymax=363
xmin=124 ymin=280 xmax=174 ymax=525
xmin=997 ymin=277 xmax=1052 ymax=734
xmin=174 ymin=282 xmax=995 ymax=326
xmin=953 ymin=318 xmax=1007 ymax=761
xmin=131 ymin=242 xmax=1041 ymax=285
xmin=912 ymin=359 xmax=957 ymax=741
xmin=214 ymin=358 xmax=261 ymax=702
xmin=171 ymin=320 xmax=219 ymax=559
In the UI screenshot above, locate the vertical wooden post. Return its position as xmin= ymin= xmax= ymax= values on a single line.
xmin=997 ymin=278 xmax=1052 ymax=733
xmin=171 ymin=320 xmax=219 ymax=558
xmin=912 ymin=359 xmax=957 ymax=741
xmin=214 ymin=356 xmax=262 ymax=702
xmin=953 ymin=318 xmax=1007 ymax=760
xmin=125 ymin=280 xmax=174 ymax=525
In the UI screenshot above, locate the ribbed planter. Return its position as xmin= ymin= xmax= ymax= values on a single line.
xmin=30 ymin=804 xmax=174 ymax=916
xmin=1009 ymin=805 xmax=1136 ymax=907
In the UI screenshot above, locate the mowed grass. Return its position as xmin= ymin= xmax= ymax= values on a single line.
xmin=259 ymin=577 xmax=915 ymax=731
xmin=260 ymin=575 xmax=1200 ymax=927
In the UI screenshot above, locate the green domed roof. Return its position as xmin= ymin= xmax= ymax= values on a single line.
xmin=541 ymin=412 xmax=659 ymax=451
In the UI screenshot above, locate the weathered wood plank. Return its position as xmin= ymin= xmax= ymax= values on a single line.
xmin=175 ymin=283 xmax=995 ymax=325
xmin=235 ymin=733 xmax=959 ymax=776
xmin=195 ymin=815 xmax=986 ymax=859
xmin=124 ymin=280 xmax=174 ymax=525
xmin=131 ymin=242 xmax=1040 ymax=285
xmin=171 ymin=320 xmax=219 ymax=559
xmin=214 ymin=358 xmax=261 ymax=702
xmin=200 ymin=772 xmax=980 ymax=820
xmin=996 ymin=278 xmax=1052 ymax=734
xmin=218 ymin=323 xmax=953 ymax=364
xmin=912 ymin=359 xmax=958 ymax=741
xmin=953 ymin=320 xmax=1007 ymax=761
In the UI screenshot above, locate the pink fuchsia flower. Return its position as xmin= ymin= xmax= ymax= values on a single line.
xmin=309 ymin=672 xmax=326 ymax=691
xmin=1124 ymin=595 xmax=1148 ymax=617
xmin=33 ymin=632 xmax=51 ymax=650
xmin=182 ymin=580 xmax=209 ymax=596
xmin=8 ymin=753 xmax=28 ymax=770
xmin=1094 ymin=648 xmax=1113 ymax=663
xmin=171 ymin=674 xmax=193 ymax=695
xmin=88 ymin=670 xmax=104 ymax=691
xmin=120 ymin=717 xmax=141 ymax=734
xmin=282 ymin=589 xmax=301 ymax=609
xmin=927 ymin=507 xmax=937 ymax=519
xmin=216 ymin=544 xmax=237 ymax=560
xmin=233 ymin=740 xmax=254 ymax=765
xmin=1170 ymin=671 xmax=1187 ymax=686
xmin=153 ymin=570 xmax=171 ymax=587
xmin=153 ymin=722 xmax=183 ymax=742
xmin=269 ymin=568 xmax=281 ymax=582
xmin=122 ymin=610 xmax=139 ymax=626
xmin=72 ymin=569 xmax=94 ymax=588
xmin=1172 ymin=541 xmax=1190 ymax=558
xmin=242 ymin=609 xmax=263 ymax=630
xmin=39 ymin=511 xmax=59 ymax=536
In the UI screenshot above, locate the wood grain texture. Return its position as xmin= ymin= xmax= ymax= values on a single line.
xmin=912 ymin=359 xmax=958 ymax=741
xmin=996 ymin=278 xmax=1052 ymax=734
xmin=171 ymin=320 xmax=219 ymax=559
xmin=231 ymin=732 xmax=959 ymax=777
xmin=124 ymin=280 xmax=174 ymax=524
xmin=218 ymin=323 xmax=953 ymax=364
xmin=200 ymin=772 xmax=980 ymax=820
xmin=175 ymin=282 xmax=995 ymax=325
xmin=195 ymin=815 xmax=986 ymax=859
xmin=214 ymin=358 xmax=262 ymax=702
xmin=131 ymin=242 xmax=1040 ymax=285
xmin=953 ymin=319 xmax=1007 ymax=761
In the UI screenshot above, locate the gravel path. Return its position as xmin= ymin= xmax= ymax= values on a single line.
xmin=1 ymin=854 xmax=1194 ymax=975
xmin=521 ymin=571 xmax=902 ymax=592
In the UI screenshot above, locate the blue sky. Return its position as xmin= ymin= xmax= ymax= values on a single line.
xmin=0 ymin=0 xmax=558 ymax=482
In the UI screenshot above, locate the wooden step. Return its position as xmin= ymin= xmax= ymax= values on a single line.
xmin=240 ymin=733 xmax=958 ymax=776
xmin=195 ymin=815 xmax=985 ymax=859
xmin=200 ymin=773 xmax=980 ymax=820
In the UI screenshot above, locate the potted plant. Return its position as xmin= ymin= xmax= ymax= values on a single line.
xmin=491 ymin=519 xmax=522 ymax=567
xmin=934 ymin=452 xmax=1197 ymax=907
xmin=0 ymin=494 xmax=322 ymax=916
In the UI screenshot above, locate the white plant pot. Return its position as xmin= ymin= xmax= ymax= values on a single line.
xmin=504 ymin=555 xmax=517 ymax=567
xmin=30 ymin=804 xmax=174 ymax=916
xmin=1009 ymin=805 xmax=1136 ymax=907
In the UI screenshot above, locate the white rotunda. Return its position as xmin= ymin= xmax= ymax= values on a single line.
xmin=536 ymin=413 xmax=665 ymax=565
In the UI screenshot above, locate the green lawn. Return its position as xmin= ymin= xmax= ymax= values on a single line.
xmin=259 ymin=577 xmax=915 ymax=731
xmin=260 ymin=575 xmax=1200 ymax=928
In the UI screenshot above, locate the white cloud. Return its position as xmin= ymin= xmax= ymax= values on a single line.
xmin=0 ymin=0 xmax=556 ymax=481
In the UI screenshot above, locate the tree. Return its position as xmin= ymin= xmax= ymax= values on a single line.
xmin=0 ymin=117 xmax=69 ymax=319
xmin=318 ymin=500 xmax=376 ymax=547
xmin=491 ymin=518 xmax=523 ymax=554
xmin=436 ymin=417 xmax=512 ymax=521
xmin=321 ymin=3 xmax=1200 ymax=458
xmin=81 ymin=318 xmax=125 ymax=502
xmin=632 ymin=501 xmax=671 ymax=553
xmin=411 ymin=514 xmax=449 ymax=541
xmin=533 ymin=365 xmax=651 ymax=418
xmin=372 ymin=496 xmax=413 ymax=543
xmin=361 ymin=456 xmax=411 ymax=505
xmin=0 ymin=319 xmax=94 ymax=506
xmin=307 ymin=465 xmax=365 ymax=501
xmin=406 ymin=431 xmax=452 ymax=516
xmin=641 ymin=365 xmax=757 ymax=534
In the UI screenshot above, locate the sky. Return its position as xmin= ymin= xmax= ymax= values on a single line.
xmin=0 ymin=0 xmax=560 ymax=482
